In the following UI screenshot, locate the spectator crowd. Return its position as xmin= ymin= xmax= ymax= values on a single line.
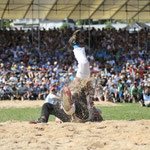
xmin=0 ymin=27 xmax=149 ymax=103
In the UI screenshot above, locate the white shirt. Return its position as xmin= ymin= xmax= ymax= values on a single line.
xmin=143 ymin=93 xmax=150 ymax=103
xmin=109 ymin=60 xmax=115 ymax=66
xmin=45 ymin=93 xmax=58 ymax=105
xmin=109 ymin=87 xmax=118 ymax=93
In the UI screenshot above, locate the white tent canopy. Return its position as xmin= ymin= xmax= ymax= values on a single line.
xmin=0 ymin=0 xmax=149 ymax=21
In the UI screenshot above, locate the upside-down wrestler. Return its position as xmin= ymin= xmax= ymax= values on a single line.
xmin=62 ymin=30 xmax=103 ymax=122
xmin=30 ymin=30 xmax=103 ymax=123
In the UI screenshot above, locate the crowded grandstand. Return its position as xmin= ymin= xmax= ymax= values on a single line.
xmin=0 ymin=27 xmax=149 ymax=103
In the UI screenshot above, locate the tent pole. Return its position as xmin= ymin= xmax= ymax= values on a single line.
xmin=125 ymin=3 xmax=128 ymax=44
xmin=32 ymin=2 xmax=33 ymax=45
xmin=137 ymin=0 xmax=140 ymax=50
xmin=88 ymin=0 xmax=91 ymax=53
xmin=0 ymin=19 xmax=2 ymax=29
xmin=38 ymin=0 xmax=40 ymax=52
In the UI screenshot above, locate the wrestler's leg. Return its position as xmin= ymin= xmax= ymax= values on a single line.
xmin=53 ymin=103 xmax=71 ymax=122
xmin=69 ymin=47 xmax=90 ymax=90
xmin=62 ymin=86 xmax=76 ymax=116
xmin=62 ymin=32 xmax=90 ymax=118
xmin=37 ymin=103 xmax=71 ymax=123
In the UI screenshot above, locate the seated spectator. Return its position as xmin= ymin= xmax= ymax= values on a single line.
xmin=109 ymin=83 xmax=118 ymax=102
xmin=27 ymin=89 xmax=38 ymax=100
xmin=0 ymin=86 xmax=5 ymax=100
xmin=118 ymin=79 xmax=125 ymax=102
xmin=104 ymin=90 xmax=113 ymax=102
xmin=123 ymin=87 xmax=130 ymax=103
xmin=130 ymin=81 xmax=140 ymax=103
xmin=3 ymin=82 xmax=12 ymax=100
xmin=139 ymin=86 xmax=150 ymax=107
xmin=32 ymin=83 xmax=41 ymax=100
xmin=126 ymin=76 xmax=133 ymax=87
xmin=94 ymin=86 xmax=104 ymax=101
xmin=138 ymin=83 xmax=145 ymax=95
xmin=10 ymin=84 xmax=19 ymax=100
xmin=38 ymin=84 xmax=48 ymax=100
xmin=63 ymin=74 xmax=71 ymax=86
xmin=103 ymin=84 xmax=110 ymax=92
xmin=18 ymin=82 xmax=28 ymax=101
xmin=9 ymin=72 xmax=18 ymax=83
xmin=27 ymin=66 xmax=34 ymax=78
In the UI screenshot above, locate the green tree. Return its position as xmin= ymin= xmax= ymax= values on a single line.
xmin=105 ymin=21 xmax=114 ymax=29
xmin=4 ymin=19 xmax=12 ymax=28
xmin=59 ymin=23 xmax=70 ymax=30
xmin=76 ymin=19 xmax=92 ymax=25
xmin=76 ymin=19 xmax=84 ymax=25
xmin=0 ymin=19 xmax=13 ymax=29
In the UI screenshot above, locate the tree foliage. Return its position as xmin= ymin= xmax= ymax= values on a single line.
xmin=59 ymin=23 xmax=70 ymax=30
xmin=0 ymin=19 xmax=12 ymax=29
xmin=105 ymin=21 xmax=114 ymax=29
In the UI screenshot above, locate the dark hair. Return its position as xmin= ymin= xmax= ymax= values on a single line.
xmin=145 ymin=86 xmax=150 ymax=89
xmin=51 ymin=88 xmax=57 ymax=94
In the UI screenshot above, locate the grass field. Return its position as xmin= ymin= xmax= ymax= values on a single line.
xmin=0 ymin=103 xmax=150 ymax=123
